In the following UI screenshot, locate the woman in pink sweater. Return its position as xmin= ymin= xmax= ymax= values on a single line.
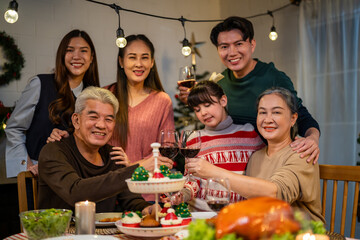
xmin=104 ymin=35 xmax=174 ymax=169
xmin=105 ymin=35 xmax=174 ymax=202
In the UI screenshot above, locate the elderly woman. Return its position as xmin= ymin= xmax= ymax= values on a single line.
xmin=186 ymin=87 xmax=324 ymax=222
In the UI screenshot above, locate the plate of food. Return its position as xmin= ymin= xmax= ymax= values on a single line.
xmin=95 ymin=212 xmax=122 ymax=227
xmin=191 ymin=212 xmax=217 ymax=220
xmin=116 ymin=223 xmax=188 ymax=237
xmin=46 ymin=235 xmax=118 ymax=240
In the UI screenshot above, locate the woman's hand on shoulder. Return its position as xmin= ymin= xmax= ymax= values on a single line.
xmin=46 ymin=128 xmax=69 ymax=143
xmin=110 ymin=147 xmax=130 ymax=166
xmin=290 ymin=135 xmax=320 ymax=164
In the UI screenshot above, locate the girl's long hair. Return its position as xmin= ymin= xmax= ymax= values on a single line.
xmin=49 ymin=29 xmax=99 ymax=130
xmin=114 ymin=34 xmax=164 ymax=149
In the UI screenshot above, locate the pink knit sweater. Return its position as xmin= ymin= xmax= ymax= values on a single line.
xmin=106 ymin=84 xmax=175 ymax=202
xmin=106 ymin=87 xmax=175 ymax=163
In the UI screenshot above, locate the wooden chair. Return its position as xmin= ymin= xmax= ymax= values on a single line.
xmin=319 ymin=164 xmax=360 ymax=238
xmin=17 ymin=171 xmax=38 ymax=213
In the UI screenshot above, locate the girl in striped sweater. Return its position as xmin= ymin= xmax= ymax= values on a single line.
xmin=172 ymin=80 xmax=264 ymax=211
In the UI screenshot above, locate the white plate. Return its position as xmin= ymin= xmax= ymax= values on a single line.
xmin=126 ymin=178 xmax=185 ymax=193
xmin=95 ymin=212 xmax=122 ymax=227
xmin=191 ymin=212 xmax=217 ymax=219
xmin=115 ymin=221 xmax=188 ymax=237
xmin=45 ymin=235 xmax=118 ymax=240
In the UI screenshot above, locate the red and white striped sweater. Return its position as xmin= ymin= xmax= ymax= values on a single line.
xmin=184 ymin=116 xmax=265 ymax=211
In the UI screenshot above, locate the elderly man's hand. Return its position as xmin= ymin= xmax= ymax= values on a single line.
xmin=110 ymin=147 xmax=130 ymax=166
xmin=140 ymin=156 xmax=173 ymax=172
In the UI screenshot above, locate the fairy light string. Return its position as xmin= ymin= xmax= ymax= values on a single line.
xmin=86 ymin=0 xmax=296 ymax=49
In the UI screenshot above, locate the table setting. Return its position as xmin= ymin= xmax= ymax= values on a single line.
xmin=3 ymin=141 xmax=351 ymax=240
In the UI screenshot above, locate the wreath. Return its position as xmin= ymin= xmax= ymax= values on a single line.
xmin=0 ymin=31 xmax=25 ymax=86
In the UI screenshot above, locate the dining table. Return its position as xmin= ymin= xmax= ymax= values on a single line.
xmin=4 ymin=224 xmax=181 ymax=240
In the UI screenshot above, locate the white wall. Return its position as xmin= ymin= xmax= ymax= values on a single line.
xmin=0 ymin=0 xmax=223 ymax=106
xmin=0 ymin=0 xmax=299 ymax=108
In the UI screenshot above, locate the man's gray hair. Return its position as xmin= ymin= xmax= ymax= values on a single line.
xmin=75 ymin=86 xmax=119 ymax=115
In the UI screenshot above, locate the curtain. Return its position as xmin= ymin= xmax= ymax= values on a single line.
xmin=298 ymin=0 xmax=360 ymax=166
xmin=298 ymin=0 xmax=360 ymax=236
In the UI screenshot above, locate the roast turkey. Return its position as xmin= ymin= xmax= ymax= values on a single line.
xmin=215 ymin=197 xmax=301 ymax=240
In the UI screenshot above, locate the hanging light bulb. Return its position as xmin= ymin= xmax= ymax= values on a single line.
xmin=182 ymin=38 xmax=191 ymax=56
xmin=269 ymin=26 xmax=278 ymax=41
xmin=4 ymin=0 xmax=18 ymax=24
xmin=116 ymin=28 xmax=127 ymax=48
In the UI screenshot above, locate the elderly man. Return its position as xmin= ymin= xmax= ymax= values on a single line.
xmin=38 ymin=87 xmax=153 ymax=213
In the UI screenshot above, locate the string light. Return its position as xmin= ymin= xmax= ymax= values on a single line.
xmin=86 ymin=0 xmax=298 ymax=50
xmin=180 ymin=17 xmax=191 ymax=56
xmin=114 ymin=5 xmax=127 ymax=48
xmin=182 ymin=39 xmax=191 ymax=56
xmin=116 ymin=28 xmax=127 ymax=48
xmin=4 ymin=0 xmax=18 ymax=24
xmin=268 ymin=11 xmax=278 ymax=41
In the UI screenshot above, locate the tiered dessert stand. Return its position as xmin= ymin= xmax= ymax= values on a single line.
xmin=116 ymin=143 xmax=188 ymax=237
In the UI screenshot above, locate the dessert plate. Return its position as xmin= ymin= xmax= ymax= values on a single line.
xmin=95 ymin=212 xmax=122 ymax=227
xmin=115 ymin=221 xmax=188 ymax=237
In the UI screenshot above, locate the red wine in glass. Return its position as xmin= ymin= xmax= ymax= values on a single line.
xmin=206 ymin=200 xmax=229 ymax=212
xmin=178 ymin=79 xmax=195 ymax=88
xmin=180 ymin=148 xmax=200 ymax=158
xmin=159 ymin=144 xmax=179 ymax=159
xmin=205 ymin=178 xmax=230 ymax=212
xmin=159 ymin=130 xmax=179 ymax=161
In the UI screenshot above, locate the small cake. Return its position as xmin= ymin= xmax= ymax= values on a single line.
xmin=175 ymin=202 xmax=192 ymax=225
xmin=121 ymin=211 xmax=141 ymax=227
xmin=161 ymin=208 xmax=183 ymax=227
xmin=148 ymin=168 xmax=170 ymax=182
xmin=131 ymin=166 xmax=149 ymax=181
xmin=159 ymin=202 xmax=171 ymax=218
xmin=140 ymin=214 xmax=160 ymax=228
xmin=160 ymin=165 xmax=171 ymax=177
xmin=168 ymin=171 xmax=183 ymax=179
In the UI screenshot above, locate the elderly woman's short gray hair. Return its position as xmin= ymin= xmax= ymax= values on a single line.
xmin=75 ymin=86 xmax=119 ymax=115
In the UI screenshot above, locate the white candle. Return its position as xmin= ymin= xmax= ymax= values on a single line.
xmin=75 ymin=200 xmax=95 ymax=235
xmin=192 ymin=53 xmax=196 ymax=66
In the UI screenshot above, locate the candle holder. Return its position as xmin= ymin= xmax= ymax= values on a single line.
xmin=75 ymin=200 xmax=96 ymax=235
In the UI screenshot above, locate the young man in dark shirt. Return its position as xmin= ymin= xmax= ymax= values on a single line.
xmin=179 ymin=16 xmax=320 ymax=163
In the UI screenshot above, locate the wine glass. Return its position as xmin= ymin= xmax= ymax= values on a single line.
xmin=159 ymin=130 xmax=179 ymax=161
xmin=205 ymin=178 xmax=231 ymax=212
xmin=178 ymin=66 xmax=196 ymax=89
xmin=180 ymin=130 xmax=201 ymax=181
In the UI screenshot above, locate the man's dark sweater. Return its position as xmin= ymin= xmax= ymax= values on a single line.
xmin=38 ymin=135 xmax=150 ymax=213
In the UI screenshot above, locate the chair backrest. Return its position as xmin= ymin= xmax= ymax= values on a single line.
xmin=17 ymin=171 xmax=38 ymax=213
xmin=319 ymin=164 xmax=360 ymax=238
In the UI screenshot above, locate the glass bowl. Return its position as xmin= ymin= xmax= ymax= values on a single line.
xmin=19 ymin=208 xmax=72 ymax=240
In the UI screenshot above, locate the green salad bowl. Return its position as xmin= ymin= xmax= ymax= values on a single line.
xmin=19 ymin=208 xmax=72 ymax=240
